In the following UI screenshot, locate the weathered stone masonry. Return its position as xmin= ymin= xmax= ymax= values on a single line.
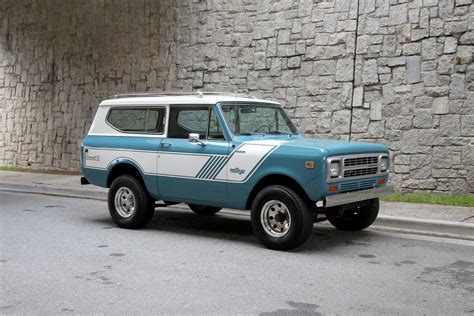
xmin=0 ymin=0 xmax=473 ymax=193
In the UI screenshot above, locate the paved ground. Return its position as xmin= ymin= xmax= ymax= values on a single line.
xmin=1 ymin=191 xmax=473 ymax=314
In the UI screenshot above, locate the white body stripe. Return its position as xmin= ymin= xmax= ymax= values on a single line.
xmin=84 ymin=143 xmax=279 ymax=182
xmin=157 ymin=153 xmax=210 ymax=177
xmin=215 ymin=144 xmax=276 ymax=181
xmin=84 ymin=148 xmax=158 ymax=174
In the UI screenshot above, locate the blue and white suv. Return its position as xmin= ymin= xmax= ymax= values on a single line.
xmin=81 ymin=92 xmax=393 ymax=250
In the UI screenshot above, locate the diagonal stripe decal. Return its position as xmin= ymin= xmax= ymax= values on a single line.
xmin=206 ymin=156 xmax=228 ymax=179
xmin=205 ymin=156 xmax=227 ymax=179
xmin=195 ymin=156 xmax=218 ymax=178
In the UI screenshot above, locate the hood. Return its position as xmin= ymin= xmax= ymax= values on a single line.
xmin=240 ymin=136 xmax=388 ymax=156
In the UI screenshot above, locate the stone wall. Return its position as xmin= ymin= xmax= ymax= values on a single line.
xmin=351 ymin=0 xmax=474 ymax=193
xmin=0 ymin=0 xmax=472 ymax=193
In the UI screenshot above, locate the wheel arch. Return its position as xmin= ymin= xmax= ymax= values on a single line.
xmin=106 ymin=160 xmax=146 ymax=188
xmin=245 ymin=173 xmax=312 ymax=209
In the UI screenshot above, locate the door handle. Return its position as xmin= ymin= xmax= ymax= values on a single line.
xmin=160 ymin=142 xmax=172 ymax=147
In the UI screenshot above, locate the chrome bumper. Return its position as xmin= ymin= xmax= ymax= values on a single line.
xmin=324 ymin=185 xmax=394 ymax=208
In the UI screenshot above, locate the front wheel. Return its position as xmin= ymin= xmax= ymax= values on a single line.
xmin=188 ymin=204 xmax=221 ymax=215
xmin=108 ymin=175 xmax=155 ymax=229
xmin=326 ymin=198 xmax=379 ymax=231
xmin=251 ymin=185 xmax=313 ymax=250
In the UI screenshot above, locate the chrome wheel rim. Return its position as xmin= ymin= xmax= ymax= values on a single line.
xmin=114 ymin=187 xmax=136 ymax=218
xmin=260 ymin=200 xmax=291 ymax=237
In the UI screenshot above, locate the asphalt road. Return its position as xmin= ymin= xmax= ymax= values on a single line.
xmin=1 ymin=192 xmax=473 ymax=315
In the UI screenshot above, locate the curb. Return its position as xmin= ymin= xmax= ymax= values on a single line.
xmin=1 ymin=183 xmax=473 ymax=241
xmin=373 ymin=215 xmax=474 ymax=241
xmin=0 ymin=182 xmax=107 ymax=201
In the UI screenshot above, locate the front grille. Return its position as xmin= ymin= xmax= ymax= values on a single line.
xmin=344 ymin=156 xmax=378 ymax=167
xmin=340 ymin=178 xmax=377 ymax=193
xmin=327 ymin=153 xmax=388 ymax=182
xmin=344 ymin=167 xmax=378 ymax=178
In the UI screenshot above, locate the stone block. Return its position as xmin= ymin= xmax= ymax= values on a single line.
xmin=456 ymin=45 xmax=473 ymax=65
xmin=401 ymin=130 xmax=418 ymax=153
xmin=361 ymin=59 xmax=378 ymax=85
xmin=459 ymin=31 xmax=474 ymax=45
xmin=406 ymin=56 xmax=421 ymax=83
xmin=299 ymin=61 xmax=313 ymax=76
xmin=351 ymin=109 xmax=370 ymax=133
xmin=440 ymin=115 xmax=461 ymax=136
xmin=323 ymin=14 xmax=337 ymax=33
xmin=301 ymin=23 xmax=315 ymax=39
xmin=369 ymin=101 xmax=382 ymax=121
xmin=449 ymin=74 xmax=466 ymax=99
xmin=410 ymin=154 xmax=432 ymax=179
xmin=389 ymin=4 xmax=408 ymax=25
xmin=444 ymin=37 xmax=458 ymax=54
xmin=461 ymin=115 xmax=474 ymax=136
xmin=287 ymin=56 xmax=301 ymax=69
xmin=403 ymin=43 xmax=421 ymax=55
xmin=353 ymin=86 xmax=364 ymax=107
xmin=313 ymin=60 xmax=336 ymax=75
xmin=331 ymin=110 xmax=351 ymax=134
xmin=234 ymin=14 xmax=250 ymax=32
xmin=432 ymin=97 xmax=449 ymax=114
xmin=335 ymin=58 xmax=354 ymax=82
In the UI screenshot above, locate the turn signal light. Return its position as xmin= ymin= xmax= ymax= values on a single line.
xmin=378 ymin=178 xmax=385 ymax=185
xmin=328 ymin=185 xmax=338 ymax=192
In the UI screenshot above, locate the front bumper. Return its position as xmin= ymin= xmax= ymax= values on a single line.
xmin=324 ymin=185 xmax=394 ymax=207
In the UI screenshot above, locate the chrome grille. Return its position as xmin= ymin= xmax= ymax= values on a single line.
xmin=344 ymin=156 xmax=378 ymax=167
xmin=344 ymin=167 xmax=378 ymax=178
xmin=327 ymin=153 xmax=388 ymax=182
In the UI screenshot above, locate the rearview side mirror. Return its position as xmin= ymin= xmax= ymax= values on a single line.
xmin=188 ymin=133 xmax=206 ymax=146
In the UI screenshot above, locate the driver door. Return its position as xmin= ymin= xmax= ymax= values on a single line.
xmin=157 ymin=105 xmax=230 ymax=204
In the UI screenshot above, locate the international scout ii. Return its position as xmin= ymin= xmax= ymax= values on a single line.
xmin=81 ymin=92 xmax=393 ymax=250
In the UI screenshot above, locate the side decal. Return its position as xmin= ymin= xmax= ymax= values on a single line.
xmin=214 ymin=144 xmax=277 ymax=182
xmin=83 ymin=143 xmax=279 ymax=183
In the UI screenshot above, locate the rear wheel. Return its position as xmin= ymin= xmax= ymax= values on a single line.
xmin=326 ymin=198 xmax=379 ymax=231
xmin=108 ymin=175 xmax=155 ymax=228
xmin=188 ymin=204 xmax=221 ymax=215
xmin=251 ymin=185 xmax=313 ymax=250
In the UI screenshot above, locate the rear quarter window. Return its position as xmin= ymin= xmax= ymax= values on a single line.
xmin=107 ymin=107 xmax=165 ymax=134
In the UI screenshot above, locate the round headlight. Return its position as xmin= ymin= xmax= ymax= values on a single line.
xmin=329 ymin=161 xmax=341 ymax=178
xmin=380 ymin=157 xmax=389 ymax=172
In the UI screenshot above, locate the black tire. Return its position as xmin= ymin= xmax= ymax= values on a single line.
xmin=251 ymin=185 xmax=313 ymax=250
xmin=108 ymin=175 xmax=155 ymax=229
xmin=188 ymin=204 xmax=221 ymax=215
xmin=326 ymin=198 xmax=379 ymax=231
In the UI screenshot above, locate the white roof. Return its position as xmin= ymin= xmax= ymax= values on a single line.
xmin=100 ymin=94 xmax=280 ymax=106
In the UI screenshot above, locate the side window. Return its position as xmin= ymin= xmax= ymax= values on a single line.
xmin=146 ymin=108 xmax=165 ymax=133
xmin=222 ymin=106 xmax=236 ymax=133
xmin=208 ymin=108 xmax=224 ymax=139
xmin=168 ymin=107 xmax=208 ymax=139
xmin=107 ymin=108 xmax=165 ymax=133
xmin=168 ymin=106 xmax=225 ymax=140
xmin=177 ymin=109 xmax=209 ymax=132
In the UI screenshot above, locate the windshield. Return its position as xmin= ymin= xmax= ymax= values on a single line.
xmin=221 ymin=103 xmax=298 ymax=135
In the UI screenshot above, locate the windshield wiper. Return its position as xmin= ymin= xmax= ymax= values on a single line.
xmin=267 ymin=130 xmax=294 ymax=135
xmin=238 ymin=132 xmax=266 ymax=136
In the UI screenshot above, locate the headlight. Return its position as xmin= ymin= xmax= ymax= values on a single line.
xmin=380 ymin=157 xmax=389 ymax=172
xmin=329 ymin=161 xmax=341 ymax=178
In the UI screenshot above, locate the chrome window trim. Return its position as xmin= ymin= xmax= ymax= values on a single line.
xmin=326 ymin=153 xmax=389 ymax=183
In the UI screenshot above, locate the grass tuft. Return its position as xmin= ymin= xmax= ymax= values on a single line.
xmin=0 ymin=166 xmax=21 ymax=171
xmin=382 ymin=193 xmax=474 ymax=207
